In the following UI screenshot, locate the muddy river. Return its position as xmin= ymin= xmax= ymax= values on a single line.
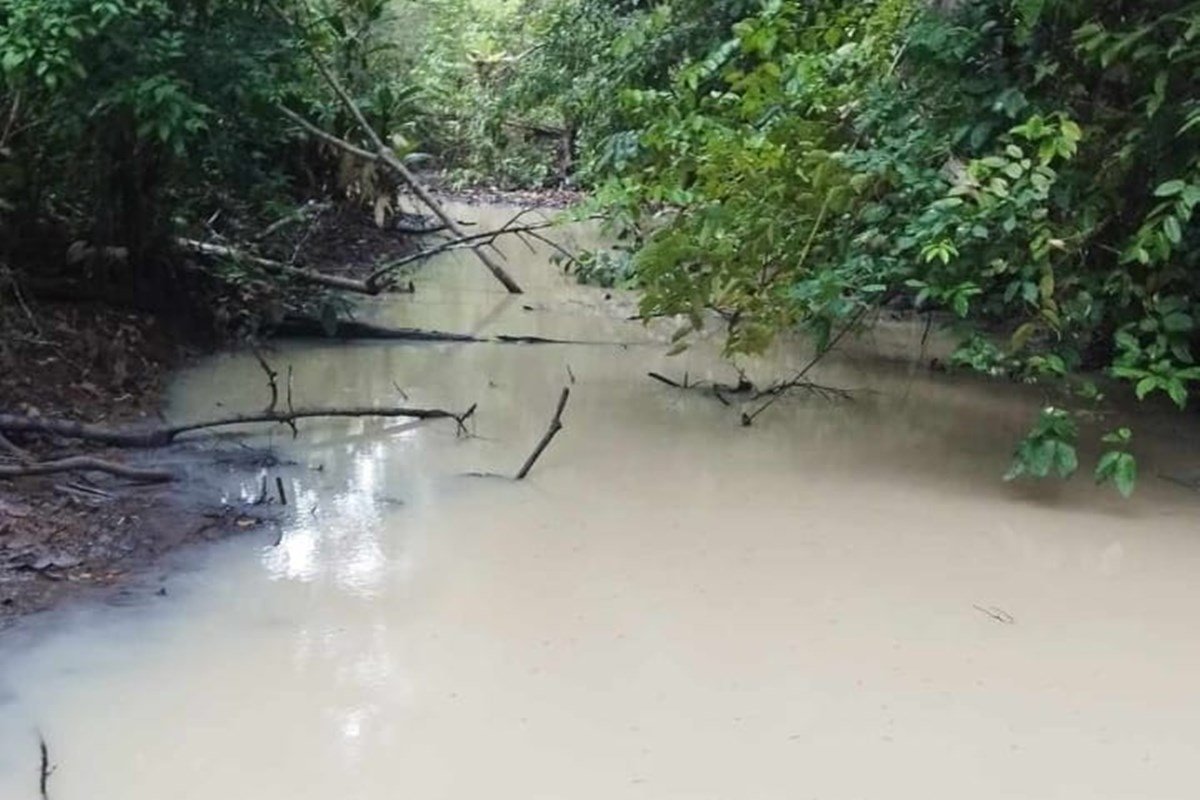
xmin=3 ymin=205 xmax=1200 ymax=799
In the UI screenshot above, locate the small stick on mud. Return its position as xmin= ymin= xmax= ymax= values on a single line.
xmin=455 ymin=404 xmax=478 ymax=438
xmin=253 ymin=474 xmax=269 ymax=505
xmin=275 ymin=476 xmax=287 ymax=506
xmin=285 ymin=365 xmax=298 ymax=439
xmin=515 ymin=388 xmax=571 ymax=480
xmin=648 ymin=371 xmax=682 ymax=388
xmin=38 ymin=733 xmax=52 ymax=800
xmin=973 ymin=605 xmax=1015 ymax=624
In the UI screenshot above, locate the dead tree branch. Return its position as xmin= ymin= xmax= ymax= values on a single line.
xmin=268 ymin=8 xmax=523 ymax=294
xmin=0 ymin=406 xmax=474 ymax=449
xmin=177 ymin=238 xmax=381 ymax=295
xmin=364 ymin=219 xmax=559 ymax=290
xmin=516 ymin=387 xmax=571 ymax=480
xmin=0 ymin=457 xmax=173 ymax=483
xmin=740 ymin=307 xmax=870 ymax=426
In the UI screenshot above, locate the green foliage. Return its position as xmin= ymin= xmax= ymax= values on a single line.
xmin=0 ymin=0 xmax=313 ymax=268
xmin=1006 ymin=407 xmax=1079 ymax=482
xmin=510 ymin=0 xmax=1200 ymax=495
xmin=1095 ymin=427 xmax=1138 ymax=497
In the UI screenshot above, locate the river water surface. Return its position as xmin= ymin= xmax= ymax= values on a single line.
xmin=3 ymin=205 xmax=1200 ymax=799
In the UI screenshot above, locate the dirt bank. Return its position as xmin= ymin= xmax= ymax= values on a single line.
xmin=0 ymin=301 xmax=279 ymax=627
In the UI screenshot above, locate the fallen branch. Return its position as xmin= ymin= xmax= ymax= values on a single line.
xmin=515 ymin=387 xmax=571 ymax=480
xmin=270 ymin=8 xmax=523 ymax=294
xmin=0 ymin=457 xmax=173 ymax=483
xmin=177 ymin=238 xmax=381 ymax=295
xmin=0 ymin=406 xmax=473 ymax=449
xmin=364 ymin=219 xmax=560 ymax=290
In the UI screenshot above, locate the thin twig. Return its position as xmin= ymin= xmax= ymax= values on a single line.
xmin=254 ymin=350 xmax=280 ymax=413
xmin=741 ymin=306 xmax=869 ymax=426
xmin=364 ymin=220 xmax=559 ymax=289
xmin=515 ymin=388 xmax=571 ymax=480
xmin=253 ymin=474 xmax=270 ymax=505
xmin=39 ymin=733 xmax=51 ymax=800
xmin=285 ymin=365 xmax=298 ymax=438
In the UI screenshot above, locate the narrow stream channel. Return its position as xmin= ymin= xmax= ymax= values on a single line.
xmin=3 ymin=204 xmax=1200 ymax=799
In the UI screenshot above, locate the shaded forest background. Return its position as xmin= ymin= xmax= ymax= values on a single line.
xmin=3 ymin=0 xmax=1200 ymax=493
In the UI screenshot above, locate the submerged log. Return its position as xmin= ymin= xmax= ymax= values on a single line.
xmin=272 ymin=316 xmax=624 ymax=346
xmin=272 ymin=316 xmax=483 ymax=342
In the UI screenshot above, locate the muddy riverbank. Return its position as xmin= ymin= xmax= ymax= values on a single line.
xmin=0 ymin=206 xmax=428 ymax=625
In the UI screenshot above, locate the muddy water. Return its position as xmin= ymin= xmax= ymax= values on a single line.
xmin=3 ymin=205 xmax=1200 ymax=799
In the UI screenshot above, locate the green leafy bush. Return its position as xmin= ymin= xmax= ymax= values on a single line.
xmin=505 ymin=0 xmax=1200 ymax=494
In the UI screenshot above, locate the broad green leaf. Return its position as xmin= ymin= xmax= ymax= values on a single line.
xmin=1155 ymin=180 xmax=1187 ymax=197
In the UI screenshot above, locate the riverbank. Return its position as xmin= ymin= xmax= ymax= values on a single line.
xmin=0 ymin=301 xmax=275 ymax=626
xmin=0 ymin=204 xmax=430 ymax=626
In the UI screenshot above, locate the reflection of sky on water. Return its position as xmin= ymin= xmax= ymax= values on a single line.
xmin=253 ymin=426 xmax=425 ymax=762
xmin=261 ymin=429 xmax=424 ymax=596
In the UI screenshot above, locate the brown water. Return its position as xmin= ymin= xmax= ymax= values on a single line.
xmin=3 ymin=205 xmax=1200 ymax=799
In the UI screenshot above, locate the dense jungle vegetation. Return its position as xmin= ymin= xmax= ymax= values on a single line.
xmin=4 ymin=0 xmax=1200 ymax=495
